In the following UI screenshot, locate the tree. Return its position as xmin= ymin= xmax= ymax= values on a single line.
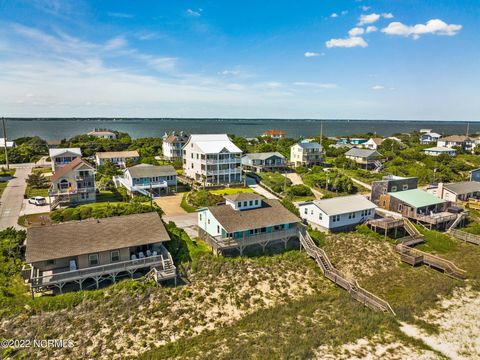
xmin=25 ymin=173 xmax=49 ymax=189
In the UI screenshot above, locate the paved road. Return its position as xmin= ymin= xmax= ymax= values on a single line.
xmin=0 ymin=165 xmax=34 ymax=230
xmin=248 ymin=183 xmax=278 ymax=199
xmin=283 ymin=173 xmax=323 ymax=199
xmin=163 ymin=213 xmax=198 ymax=239
xmin=349 ymin=177 xmax=372 ymax=191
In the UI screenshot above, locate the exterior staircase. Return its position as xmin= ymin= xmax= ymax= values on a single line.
xmin=446 ymin=212 xmax=467 ymax=232
xmin=372 ymin=160 xmax=383 ymax=173
xmin=298 ymin=228 xmax=396 ymax=315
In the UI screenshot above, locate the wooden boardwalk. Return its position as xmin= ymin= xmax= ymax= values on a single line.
xmin=298 ymin=228 xmax=395 ymax=315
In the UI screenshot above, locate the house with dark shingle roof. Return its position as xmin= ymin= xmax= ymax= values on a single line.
xmin=437 ymin=135 xmax=474 ymax=152
xmin=24 ymin=212 xmax=175 ymax=293
xmin=345 ymin=148 xmax=382 ymax=169
xmin=426 ymin=181 xmax=480 ymax=202
xmin=241 ymin=152 xmax=287 ymax=173
xmin=197 ymin=194 xmax=300 ymax=255
xmin=49 ymin=157 xmax=96 ymax=210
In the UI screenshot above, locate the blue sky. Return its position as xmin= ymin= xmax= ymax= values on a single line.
xmin=0 ymin=0 xmax=478 ymax=120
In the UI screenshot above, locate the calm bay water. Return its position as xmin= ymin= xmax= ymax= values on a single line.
xmin=4 ymin=118 xmax=478 ymax=140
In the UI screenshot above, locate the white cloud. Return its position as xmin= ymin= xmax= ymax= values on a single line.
xmin=361 ymin=6 xmax=371 ymax=11
xmin=219 ymin=69 xmax=240 ymax=76
xmin=381 ymin=19 xmax=462 ymax=39
xmin=341 ymin=10 xmax=348 ymax=16
xmin=304 ymin=51 xmax=324 ymax=57
xmin=358 ymin=12 xmax=393 ymax=25
xmin=104 ymin=36 xmax=127 ymax=50
xmin=372 ymin=85 xmax=385 ymax=90
xmin=358 ymin=13 xmax=381 ymax=25
xmin=326 ymin=36 xmax=368 ymax=48
xmin=366 ymin=26 xmax=378 ymax=33
xmin=186 ymin=8 xmax=201 ymax=17
xmin=348 ymin=27 xmax=365 ymax=37
xmin=330 ymin=13 xmax=338 ymax=18
xmin=293 ymin=82 xmax=338 ymax=89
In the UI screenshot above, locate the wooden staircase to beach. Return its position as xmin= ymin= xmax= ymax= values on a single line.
xmin=298 ymin=228 xmax=396 ymax=315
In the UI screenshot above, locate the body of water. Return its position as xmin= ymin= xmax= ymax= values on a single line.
xmin=3 ymin=118 xmax=478 ymax=140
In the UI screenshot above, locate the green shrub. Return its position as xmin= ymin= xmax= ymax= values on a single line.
xmin=286 ymin=184 xmax=313 ymax=197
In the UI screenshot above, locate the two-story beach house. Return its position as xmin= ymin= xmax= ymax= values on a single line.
xmin=114 ymin=164 xmax=177 ymax=197
xmin=24 ymin=212 xmax=176 ymax=294
xmin=241 ymin=152 xmax=287 ymax=173
xmin=162 ymin=131 xmax=189 ymax=161
xmin=437 ymin=135 xmax=474 ymax=152
xmin=420 ymin=132 xmax=441 ymax=144
xmin=49 ymin=148 xmax=82 ymax=172
xmin=290 ymin=141 xmax=323 ymax=167
xmin=198 ymin=193 xmax=300 ymax=255
xmin=87 ymin=128 xmax=117 ymax=139
xmin=345 ymin=148 xmax=382 ymax=169
xmin=370 ymin=175 xmax=419 ymax=206
xmin=299 ymin=195 xmax=377 ymax=232
xmin=49 ymin=157 xmax=96 ymax=209
xmin=183 ymin=134 xmax=243 ymax=185
xmin=95 ymin=150 xmax=140 ymax=167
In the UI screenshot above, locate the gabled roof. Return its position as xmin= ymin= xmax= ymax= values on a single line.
xmin=389 ymin=189 xmax=446 ymax=208
xmin=242 ymin=152 xmax=286 ymax=161
xmin=368 ymin=138 xmax=384 ymax=145
xmin=25 ymin=213 xmax=170 ymax=263
xmin=345 ymin=148 xmax=381 ymax=158
xmin=187 ymin=134 xmax=242 ymax=154
xmin=439 ymin=135 xmax=472 ymax=142
xmin=126 ymin=164 xmax=176 ymax=178
xmin=224 ymin=193 xmax=262 ymax=202
xmin=163 ymin=134 xmax=189 ymax=143
xmin=96 ymin=150 xmax=139 ymax=159
xmin=88 ymin=130 xmax=115 ymax=136
xmin=444 ymin=181 xmax=480 ymax=195
xmin=305 ymin=195 xmax=376 ymax=216
xmin=51 ymin=157 xmax=93 ymax=182
xmin=206 ymin=199 xmax=299 ymax=232
xmin=421 ymin=132 xmax=441 ymax=138
xmin=294 ymin=141 xmax=322 ymax=150
xmin=49 ymin=148 xmax=82 ymax=158
xmin=263 ymin=129 xmax=285 ymax=136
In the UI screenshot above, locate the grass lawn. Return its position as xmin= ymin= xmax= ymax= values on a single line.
xmin=0 ymin=168 xmax=16 ymax=177
xmin=32 ymin=167 xmax=51 ymax=175
xmin=18 ymin=212 xmax=51 ymax=227
xmin=25 ymin=186 xmax=49 ymax=198
xmin=0 ymin=181 xmax=8 ymax=197
xmin=209 ymin=187 xmax=254 ymax=196
xmin=180 ymin=193 xmax=198 ymax=213
xmin=96 ymin=190 xmax=124 ymax=203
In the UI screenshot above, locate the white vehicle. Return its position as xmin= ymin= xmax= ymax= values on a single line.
xmin=28 ymin=196 xmax=46 ymax=206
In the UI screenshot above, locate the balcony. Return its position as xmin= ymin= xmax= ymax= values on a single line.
xmin=201 ymin=227 xmax=299 ymax=251
xmin=49 ymin=187 xmax=96 ymax=196
xmin=205 ymin=158 xmax=241 ymax=165
xmin=29 ymin=255 xmax=173 ymax=288
xmin=75 ymin=174 xmax=95 ymax=181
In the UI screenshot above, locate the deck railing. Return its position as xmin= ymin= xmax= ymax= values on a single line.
xmin=30 ymin=255 xmax=164 ymax=287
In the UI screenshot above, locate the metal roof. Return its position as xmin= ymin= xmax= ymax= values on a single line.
xmin=389 ymin=189 xmax=446 ymax=208
xmin=345 ymin=148 xmax=381 ymax=158
xmin=444 ymin=181 xmax=480 ymax=195
xmin=306 ymin=195 xmax=377 ymax=216
xmin=242 ymin=152 xmax=285 ymax=161
xmin=49 ymin=148 xmax=82 ymax=157
xmin=187 ymin=134 xmax=242 ymax=154
xmin=126 ymin=164 xmax=176 ymax=178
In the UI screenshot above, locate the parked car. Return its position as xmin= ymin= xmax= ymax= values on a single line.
xmin=28 ymin=196 xmax=46 ymax=206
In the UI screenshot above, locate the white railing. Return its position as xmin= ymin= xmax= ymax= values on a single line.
xmin=31 ymin=255 xmax=165 ymax=287
xmin=206 ymin=158 xmax=241 ymax=164
xmin=203 ymin=227 xmax=299 ymax=249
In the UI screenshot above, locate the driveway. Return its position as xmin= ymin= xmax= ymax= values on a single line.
xmin=0 ymin=165 xmax=34 ymax=230
xmin=248 ymin=183 xmax=278 ymax=199
xmin=156 ymin=193 xmax=199 ymax=238
xmin=283 ymin=173 xmax=323 ymax=199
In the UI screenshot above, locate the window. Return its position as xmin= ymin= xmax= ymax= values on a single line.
xmin=208 ymin=219 xmax=210 ymax=224
xmin=217 ymin=225 xmax=220 ymax=233
xmin=88 ymin=254 xmax=99 ymax=266
xmin=311 ymin=210 xmax=314 ymax=215
xmin=402 ymin=184 xmax=409 ymax=190
xmin=368 ymin=209 xmax=372 ymax=215
xmin=249 ymin=200 xmax=253 ymax=206
xmin=319 ymin=213 xmax=322 ymax=220
xmin=398 ymin=204 xmax=403 ymax=211
xmin=391 ymin=186 xmax=397 ymax=192
xmin=199 ymin=214 xmax=202 ymax=221
xmin=244 ymin=201 xmax=247 ymax=207
xmin=304 ymin=208 xmax=308 ymax=215
xmin=254 ymin=200 xmax=259 ymax=205
xmin=238 ymin=202 xmax=242 ymax=208
xmin=111 ymin=250 xmax=120 ymax=262
xmin=46 ymin=259 xmax=55 ymax=265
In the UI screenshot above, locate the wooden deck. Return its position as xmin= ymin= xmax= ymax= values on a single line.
xmin=199 ymin=227 xmax=299 ymax=255
xmin=449 ymin=229 xmax=480 ymax=246
xmin=28 ymin=248 xmax=176 ymax=293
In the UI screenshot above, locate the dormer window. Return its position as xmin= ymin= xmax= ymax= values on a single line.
xmin=244 ymin=201 xmax=247 ymax=207
xmin=238 ymin=202 xmax=242 ymax=208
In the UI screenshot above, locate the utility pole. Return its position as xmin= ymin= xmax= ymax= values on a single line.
xmin=2 ymin=117 xmax=9 ymax=171
xmin=466 ymin=122 xmax=470 ymax=137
